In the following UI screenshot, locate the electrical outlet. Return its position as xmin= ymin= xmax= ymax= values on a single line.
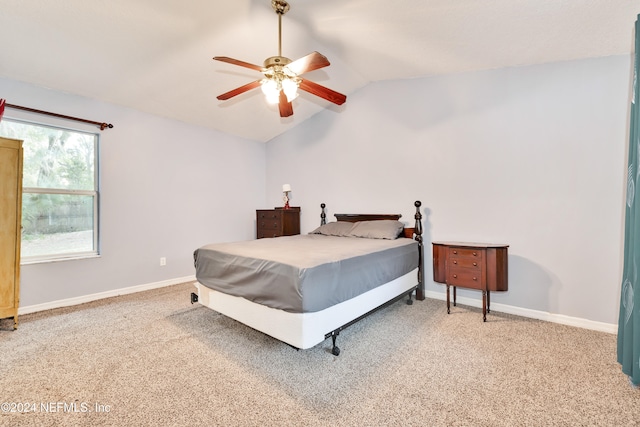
xmin=160 ymin=257 xmax=166 ymax=266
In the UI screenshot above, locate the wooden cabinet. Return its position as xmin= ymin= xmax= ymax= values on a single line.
xmin=256 ymin=207 xmax=300 ymax=239
xmin=432 ymin=242 xmax=508 ymax=322
xmin=0 ymin=137 xmax=23 ymax=330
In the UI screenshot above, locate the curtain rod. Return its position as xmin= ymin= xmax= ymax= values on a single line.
xmin=5 ymin=103 xmax=113 ymax=131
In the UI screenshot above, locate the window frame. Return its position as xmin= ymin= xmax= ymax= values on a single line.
xmin=0 ymin=117 xmax=100 ymax=264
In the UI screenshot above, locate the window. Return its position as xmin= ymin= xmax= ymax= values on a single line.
xmin=0 ymin=118 xmax=99 ymax=262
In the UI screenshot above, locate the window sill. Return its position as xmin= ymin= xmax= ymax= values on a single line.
xmin=21 ymin=254 xmax=101 ymax=265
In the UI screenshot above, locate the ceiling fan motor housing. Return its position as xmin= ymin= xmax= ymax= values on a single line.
xmin=264 ymin=56 xmax=292 ymax=68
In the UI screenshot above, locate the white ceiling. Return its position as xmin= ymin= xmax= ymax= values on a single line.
xmin=1 ymin=0 xmax=637 ymax=142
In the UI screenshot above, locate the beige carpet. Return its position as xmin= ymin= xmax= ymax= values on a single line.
xmin=0 ymin=282 xmax=637 ymax=427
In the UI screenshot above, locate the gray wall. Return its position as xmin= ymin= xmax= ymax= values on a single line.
xmin=0 ymin=77 xmax=266 ymax=307
xmin=265 ymin=55 xmax=631 ymax=326
xmin=2 ymin=54 xmax=631 ymax=327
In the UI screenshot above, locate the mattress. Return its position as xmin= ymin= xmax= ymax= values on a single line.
xmin=193 ymin=234 xmax=418 ymax=313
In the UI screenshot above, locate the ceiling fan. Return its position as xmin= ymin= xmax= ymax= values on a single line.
xmin=213 ymin=0 xmax=346 ymax=118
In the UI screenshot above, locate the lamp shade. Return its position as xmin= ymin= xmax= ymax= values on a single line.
xmin=282 ymin=184 xmax=291 ymax=192
xmin=282 ymin=78 xmax=299 ymax=102
xmin=261 ymin=79 xmax=280 ymax=104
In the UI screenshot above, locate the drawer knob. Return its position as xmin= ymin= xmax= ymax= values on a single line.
xmin=453 ymin=250 xmax=457 ymax=254
xmin=453 ymin=260 xmax=457 ymax=264
xmin=473 ymin=252 xmax=477 ymax=256
xmin=473 ymin=277 xmax=477 ymax=281
xmin=453 ymin=274 xmax=457 ymax=278
xmin=473 ymin=262 xmax=477 ymax=266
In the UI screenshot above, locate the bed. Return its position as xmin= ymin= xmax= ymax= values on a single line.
xmin=191 ymin=201 xmax=424 ymax=355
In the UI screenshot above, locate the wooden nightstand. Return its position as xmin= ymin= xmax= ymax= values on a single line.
xmin=432 ymin=242 xmax=508 ymax=321
xmin=256 ymin=207 xmax=301 ymax=239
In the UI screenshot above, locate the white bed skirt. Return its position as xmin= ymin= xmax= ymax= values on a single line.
xmin=193 ymin=268 xmax=419 ymax=350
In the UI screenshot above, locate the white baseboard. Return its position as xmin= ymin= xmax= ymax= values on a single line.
xmin=425 ymin=290 xmax=618 ymax=334
xmin=17 ymin=278 xmax=618 ymax=335
xmin=19 ymin=275 xmax=196 ymax=315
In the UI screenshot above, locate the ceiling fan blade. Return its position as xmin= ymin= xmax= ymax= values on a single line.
xmin=298 ymin=79 xmax=347 ymax=106
xmin=286 ymin=51 xmax=331 ymax=76
xmin=279 ymin=91 xmax=294 ymax=117
xmin=216 ymin=80 xmax=262 ymax=100
xmin=213 ymin=57 xmax=264 ymax=72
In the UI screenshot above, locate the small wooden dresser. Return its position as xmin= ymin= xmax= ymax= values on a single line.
xmin=432 ymin=242 xmax=508 ymax=321
xmin=256 ymin=207 xmax=301 ymax=239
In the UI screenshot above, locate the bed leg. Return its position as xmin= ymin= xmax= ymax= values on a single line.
xmin=330 ymin=331 xmax=341 ymax=356
xmin=406 ymin=293 xmax=413 ymax=305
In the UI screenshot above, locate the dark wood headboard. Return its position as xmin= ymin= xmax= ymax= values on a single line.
xmin=319 ymin=201 xmax=422 ymax=238
xmin=334 ymin=213 xmax=401 ymax=222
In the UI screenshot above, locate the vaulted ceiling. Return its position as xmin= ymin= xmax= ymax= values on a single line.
xmin=1 ymin=0 xmax=637 ymax=142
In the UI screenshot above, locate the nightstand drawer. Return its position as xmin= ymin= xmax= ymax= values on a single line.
xmin=447 ymin=268 xmax=484 ymax=290
xmin=448 ymin=247 xmax=483 ymax=260
xmin=447 ymin=257 xmax=481 ymax=269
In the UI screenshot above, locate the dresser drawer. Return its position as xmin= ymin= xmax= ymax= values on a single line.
xmin=257 ymin=229 xmax=282 ymax=239
xmin=447 ymin=268 xmax=484 ymax=290
xmin=257 ymin=220 xmax=281 ymax=230
xmin=257 ymin=210 xmax=282 ymax=221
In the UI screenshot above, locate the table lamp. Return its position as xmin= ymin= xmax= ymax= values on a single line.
xmin=282 ymin=184 xmax=291 ymax=209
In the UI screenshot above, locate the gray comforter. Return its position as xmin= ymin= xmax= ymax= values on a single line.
xmin=194 ymin=234 xmax=418 ymax=313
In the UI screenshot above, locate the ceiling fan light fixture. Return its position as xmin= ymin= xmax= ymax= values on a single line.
xmin=281 ymin=78 xmax=299 ymax=102
xmin=261 ymin=78 xmax=280 ymax=104
xmin=260 ymin=76 xmax=299 ymax=104
xmin=261 ymin=62 xmax=300 ymax=104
